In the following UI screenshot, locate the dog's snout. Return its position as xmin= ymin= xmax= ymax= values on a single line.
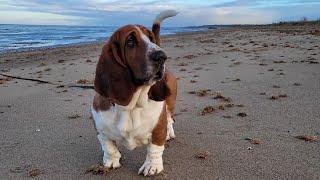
xmin=150 ymin=50 xmax=167 ymax=62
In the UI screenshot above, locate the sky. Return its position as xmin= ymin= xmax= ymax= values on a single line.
xmin=0 ymin=0 xmax=319 ymax=26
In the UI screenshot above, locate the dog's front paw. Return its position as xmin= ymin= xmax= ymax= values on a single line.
xmin=138 ymin=144 xmax=164 ymax=176
xmin=103 ymin=151 xmax=121 ymax=169
xmin=138 ymin=159 xmax=163 ymax=176
xmin=104 ymin=157 xmax=121 ymax=169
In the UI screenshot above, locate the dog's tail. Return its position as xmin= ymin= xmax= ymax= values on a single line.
xmin=152 ymin=10 xmax=178 ymax=46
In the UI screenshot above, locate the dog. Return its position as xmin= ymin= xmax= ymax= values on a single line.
xmin=91 ymin=10 xmax=178 ymax=176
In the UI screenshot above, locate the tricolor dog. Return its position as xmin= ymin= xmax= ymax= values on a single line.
xmin=91 ymin=10 xmax=178 ymax=176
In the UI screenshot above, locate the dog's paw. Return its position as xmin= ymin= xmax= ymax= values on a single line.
xmin=138 ymin=144 xmax=164 ymax=176
xmin=103 ymin=153 xmax=121 ymax=169
xmin=104 ymin=157 xmax=121 ymax=169
xmin=138 ymin=160 xmax=163 ymax=176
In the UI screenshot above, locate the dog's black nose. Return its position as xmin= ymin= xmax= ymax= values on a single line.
xmin=150 ymin=50 xmax=167 ymax=62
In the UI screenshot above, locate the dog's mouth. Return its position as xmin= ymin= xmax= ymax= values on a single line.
xmin=153 ymin=65 xmax=165 ymax=81
xmin=132 ymin=65 xmax=165 ymax=85
xmin=154 ymin=69 xmax=163 ymax=80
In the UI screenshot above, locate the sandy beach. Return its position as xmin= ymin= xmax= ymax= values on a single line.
xmin=0 ymin=24 xmax=319 ymax=179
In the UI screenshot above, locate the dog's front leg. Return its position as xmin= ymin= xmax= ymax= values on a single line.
xmin=138 ymin=144 xmax=164 ymax=176
xmin=97 ymin=133 xmax=121 ymax=169
xmin=139 ymin=106 xmax=167 ymax=176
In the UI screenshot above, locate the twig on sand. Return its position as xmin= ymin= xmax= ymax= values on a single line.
xmin=0 ymin=73 xmax=94 ymax=90
xmin=0 ymin=73 xmax=56 ymax=84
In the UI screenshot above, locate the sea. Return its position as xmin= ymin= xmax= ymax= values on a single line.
xmin=0 ymin=24 xmax=209 ymax=53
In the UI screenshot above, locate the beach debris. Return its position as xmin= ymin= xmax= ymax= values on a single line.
xmin=56 ymin=85 xmax=65 ymax=88
xmin=201 ymin=106 xmax=215 ymax=116
xmin=232 ymin=78 xmax=241 ymax=81
xmin=218 ymin=105 xmax=225 ymax=110
xmin=195 ymin=151 xmax=210 ymax=159
xmin=180 ymin=108 xmax=188 ymax=112
xmin=259 ymin=63 xmax=268 ymax=66
xmin=37 ymin=62 xmax=47 ymax=67
xmin=293 ymin=82 xmax=301 ymax=86
xmin=10 ymin=165 xmax=31 ymax=173
xmin=85 ymin=164 xmax=111 ymax=175
xmin=0 ymin=73 xmax=55 ymax=84
xmin=189 ymin=89 xmax=211 ymax=97
xmin=174 ymin=44 xmax=184 ymax=48
xmin=213 ymin=93 xmax=232 ymax=102
xmin=68 ymin=114 xmax=81 ymax=119
xmin=279 ymin=94 xmax=287 ymax=98
xmin=237 ymin=112 xmax=247 ymax=117
xmin=199 ymin=39 xmax=215 ymax=43
xmin=58 ymin=59 xmax=65 ymax=63
xmin=194 ymin=67 xmax=203 ymax=70
xmin=179 ymin=68 xmax=186 ymax=71
xmin=268 ymin=69 xmax=274 ymax=71
xmin=273 ymin=85 xmax=280 ymax=88
xmin=233 ymin=61 xmax=241 ymax=65
xmin=270 ymin=95 xmax=280 ymax=100
xmin=76 ymin=79 xmax=92 ymax=84
xmin=260 ymin=92 xmax=266 ymax=95
xmin=177 ymin=62 xmax=188 ymax=66
xmin=245 ymin=138 xmax=261 ymax=144
xmin=247 ymin=147 xmax=253 ymax=150
xmin=183 ymin=54 xmax=197 ymax=59
xmin=270 ymin=94 xmax=287 ymax=100
xmin=273 ymin=60 xmax=287 ymax=63
xmin=43 ymin=68 xmax=51 ymax=72
xmin=295 ymin=135 xmax=317 ymax=142
xmin=27 ymin=169 xmax=42 ymax=177
xmin=310 ymin=30 xmax=320 ymax=36
xmin=35 ymin=129 xmax=40 ymax=132
xmin=0 ymin=77 xmax=11 ymax=84
xmin=308 ymin=61 xmax=319 ymax=64
xmin=190 ymin=80 xmax=197 ymax=83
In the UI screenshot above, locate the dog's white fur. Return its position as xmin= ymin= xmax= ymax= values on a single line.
xmin=92 ymin=85 xmax=165 ymax=175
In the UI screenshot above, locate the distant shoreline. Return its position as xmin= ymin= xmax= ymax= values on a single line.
xmin=1 ymin=20 xmax=318 ymax=55
xmin=0 ymin=28 xmax=214 ymax=55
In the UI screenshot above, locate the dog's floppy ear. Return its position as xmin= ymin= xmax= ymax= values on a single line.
xmin=94 ymin=42 xmax=137 ymax=106
xmin=109 ymin=31 xmax=127 ymax=67
xmin=148 ymin=72 xmax=171 ymax=101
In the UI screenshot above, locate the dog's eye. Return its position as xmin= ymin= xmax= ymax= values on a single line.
xmin=126 ymin=36 xmax=136 ymax=48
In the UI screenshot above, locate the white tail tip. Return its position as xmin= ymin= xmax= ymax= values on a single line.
xmin=153 ymin=10 xmax=179 ymax=24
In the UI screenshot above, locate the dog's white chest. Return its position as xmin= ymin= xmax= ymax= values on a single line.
xmin=92 ymin=86 xmax=164 ymax=150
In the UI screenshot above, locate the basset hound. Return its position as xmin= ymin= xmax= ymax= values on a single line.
xmin=91 ymin=10 xmax=178 ymax=176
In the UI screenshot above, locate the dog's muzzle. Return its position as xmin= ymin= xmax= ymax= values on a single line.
xmin=149 ymin=50 xmax=167 ymax=81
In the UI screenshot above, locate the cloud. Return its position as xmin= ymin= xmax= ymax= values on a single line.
xmin=0 ymin=0 xmax=319 ymax=26
xmin=0 ymin=10 xmax=88 ymax=25
xmin=172 ymin=7 xmax=278 ymax=26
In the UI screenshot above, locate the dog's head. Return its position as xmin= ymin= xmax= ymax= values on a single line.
xmin=94 ymin=25 xmax=168 ymax=105
xmin=109 ymin=25 xmax=167 ymax=84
